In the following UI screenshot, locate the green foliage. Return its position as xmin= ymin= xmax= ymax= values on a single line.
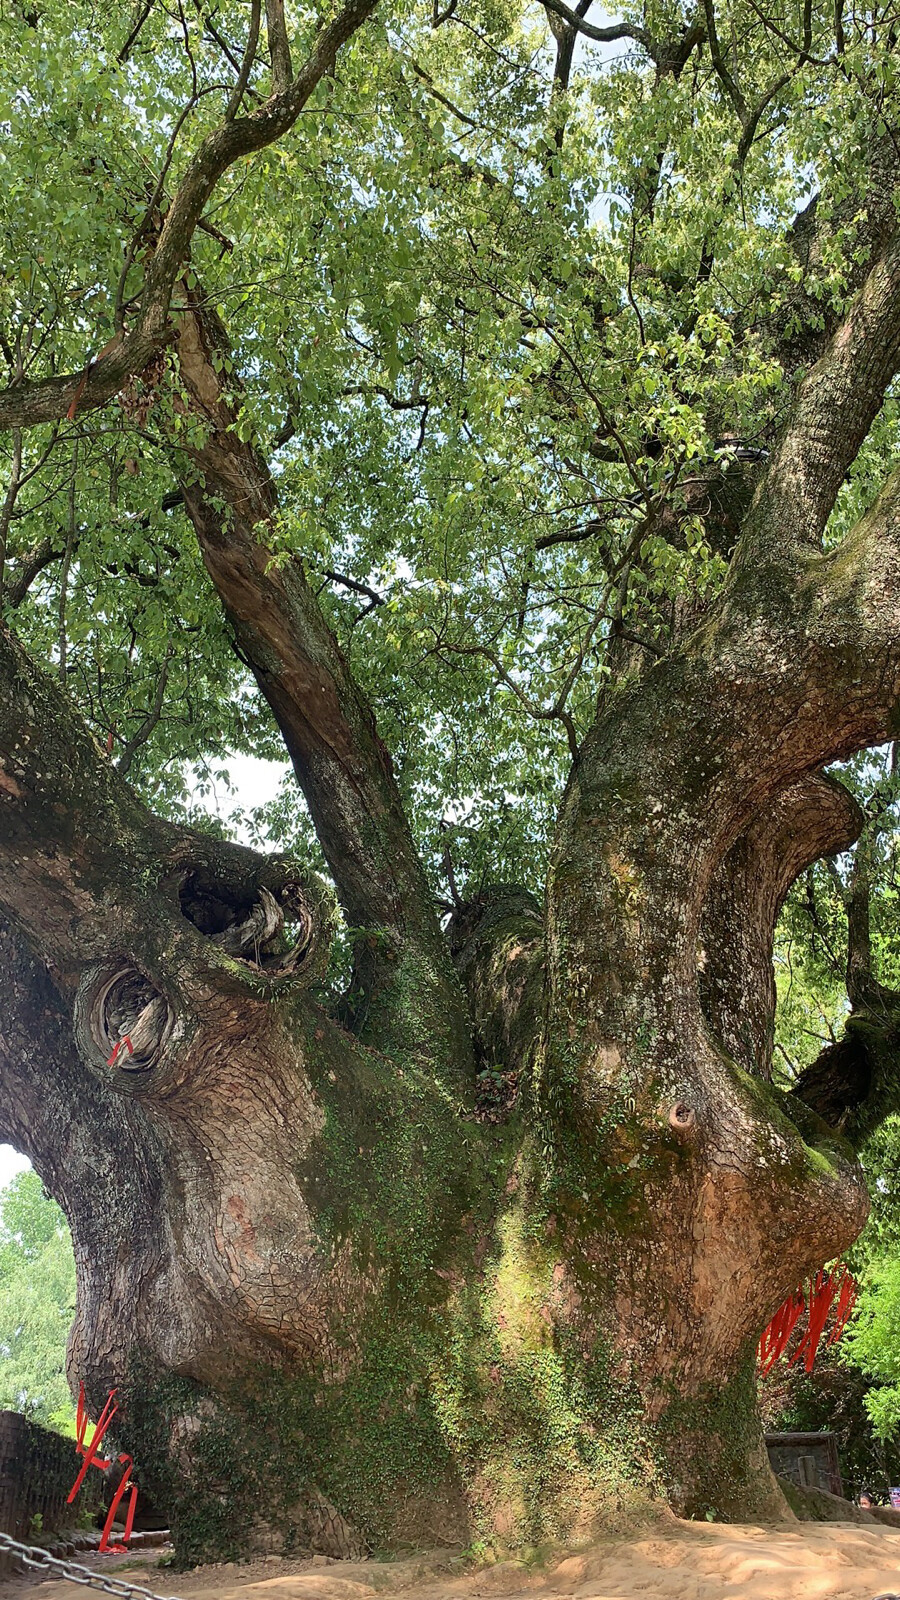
xmin=4 ymin=0 xmax=899 ymax=899
xmin=834 ymin=1259 xmax=900 ymax=1443
xmin=835 ymin=1112 xmax=900 ymax=1449
xmin=0 ymin=1172 xmax=76 ymax=1431
xmin=769 ymin=745 xmax=900 ymax=1464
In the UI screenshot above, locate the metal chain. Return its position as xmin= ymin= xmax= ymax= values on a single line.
xmin=0 ymin=1530 xmax=183 ymax=1598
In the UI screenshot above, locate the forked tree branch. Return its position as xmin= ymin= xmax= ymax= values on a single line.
xmin=0 ymin=0 xmax=378 ymax=432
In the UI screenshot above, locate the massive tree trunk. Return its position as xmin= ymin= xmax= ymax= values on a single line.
xmin=5 ymin=36 xmax=900 ymax=1563
xmin=1 ymin=461 xmax=896 ymax=1551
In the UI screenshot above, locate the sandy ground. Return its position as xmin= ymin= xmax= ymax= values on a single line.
xmin=11 ymin=1521 xmax=900 ymax=1600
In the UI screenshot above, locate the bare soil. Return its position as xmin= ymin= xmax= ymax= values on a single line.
xmin=12 ymin=1519 xmax=900 ymax=1600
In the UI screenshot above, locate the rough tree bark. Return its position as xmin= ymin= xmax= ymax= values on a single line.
xmin=5 ymin=11 xmax=900 ymax=1564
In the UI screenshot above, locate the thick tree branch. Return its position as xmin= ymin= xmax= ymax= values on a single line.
xmin=546 ymin=444 xmax=900 ymax=1201
xmin=0 ymin=0 xmax=377 ymax=432
xmin=4 ymin=533 xmax=63 ymax=606
xmin=739 ymin=228 xmax=900 ymax=555
xmin=703 ymin=0 xmax=747 ymax=118
xmin=266 ymin=0 xmax=294 ymax=92
xmin=169 ymin=299 xmax=469 ymax=1061
xmin=225 ymin=1 xmax=262 ymax=120
xmin=0 ymin=620 xmax=329 ymax=1001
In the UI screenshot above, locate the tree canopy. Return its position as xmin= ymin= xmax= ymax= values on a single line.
xmin=2 ymin=0 xmax=898 ymax=888
xmin=0 ymin=1171 xmax=76 ymax=1429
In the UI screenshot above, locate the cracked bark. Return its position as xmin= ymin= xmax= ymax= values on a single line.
xmin=0 ymin=623 xmax=464 ymax=1553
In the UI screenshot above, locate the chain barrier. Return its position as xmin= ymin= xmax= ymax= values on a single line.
xmin=0 ymin=1530 xmax=183 ymax=1598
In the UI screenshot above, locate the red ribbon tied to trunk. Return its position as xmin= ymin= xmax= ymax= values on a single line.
xmin=757 ymin=1263 xmax=858 ymax=1375
xmin=67 ymin=1382 xmax=141 ymax=1554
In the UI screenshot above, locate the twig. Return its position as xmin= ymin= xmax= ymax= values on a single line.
xmin=0 ymin=429 xmax=23 ymax=606
xmin=117 ymin=649 xmax=173 ymax=776
xmin=58 ymin=444 xmax=78 ymax=683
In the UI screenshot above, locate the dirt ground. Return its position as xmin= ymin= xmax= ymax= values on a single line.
xmin=11 ymin=1520 xmax=900 ymax=1600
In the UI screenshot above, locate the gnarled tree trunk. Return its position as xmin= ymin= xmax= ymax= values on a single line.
xmin=5 ymin=26 xmax=900 ymax=1564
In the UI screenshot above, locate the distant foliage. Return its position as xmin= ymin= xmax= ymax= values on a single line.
xmin=771 ymin=747 xmax=900 ymax=1460
xmin=0 ymin=1172 xmax=76 ymax=1432
xmin=843 ymin=1253 xmax=900 ymax=1441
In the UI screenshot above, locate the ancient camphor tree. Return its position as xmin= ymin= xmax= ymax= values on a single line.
xmin=2 ymin=0 xmax=900 ymax=1559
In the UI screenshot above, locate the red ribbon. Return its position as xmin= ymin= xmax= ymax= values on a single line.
xmin=123 ymin=1483 xmax=138 ymax=1545
xmin=758 ymin=1289 xmax=805 ymax=1375
xmin=106 ymin=1036 xmax=133 ymax=1067
xmin=758 ymin=1263 xmax=858 ymax=1376
xmin=68 ymin=1385 xmax=140 ymax=1551
xmin=791 ymin=1268 xmax=839 ymax=1373
xmin=67 ymin=1390 xmax=118 ymax=1503
xmin=76 ymin=1381 xmax=87 ymax=1453
xmin=828 ymin=1267 xmax=858 ymax=1345
xmin=99 ymin=1456 xmax=135 ymax=1554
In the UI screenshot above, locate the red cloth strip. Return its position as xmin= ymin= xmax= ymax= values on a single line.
xmin=828 ymin=1271 xmax=858 ymax=1345
xmin=758 ymin=1291 xmax=805 ymax=1375
xmin=99 ymin=1456 xmax=133 ymax=1553
xmin=792 ymin=1269 xmax=838 ymax=1373
xmin=76 ymin=1383 xmax=87 ymax=1453
xmin=67 ymin=1397 xmax=118 ymax=1503
xmin=759 ymin=1263 xmax=858 ymax=1377
xmin=123 ymin=1484 xmax=139 ymax=1545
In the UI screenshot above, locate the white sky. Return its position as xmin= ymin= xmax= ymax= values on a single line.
xmin=0 ymin=1144 xmax=31 ymax=1189
xmin=187 ymin=750 xmax=288 ymax=843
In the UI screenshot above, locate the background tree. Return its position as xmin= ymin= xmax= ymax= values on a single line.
xmin=4 ymin=0 xmax=900 ymax=1563
xmin=765 ymin=764 xmax=900 ymax=1491
xmin=0 ymin=1172 xmax=76 ymax=1430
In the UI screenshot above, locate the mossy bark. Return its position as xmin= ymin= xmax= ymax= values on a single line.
xmin=0 ymin=554 xmax=890 ymax=1558
xmin=8 ymin=232 xmax=900 ymax=1560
